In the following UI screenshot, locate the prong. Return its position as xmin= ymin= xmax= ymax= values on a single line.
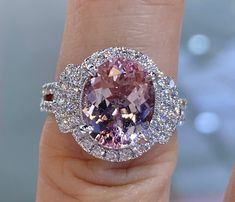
xmin=146 ymin=71 xmax=157 ymax=81
xmin=84 ymin=64 xmax=96 ymax=77
xmin=79 ymin=124 xmax=93 ymax=134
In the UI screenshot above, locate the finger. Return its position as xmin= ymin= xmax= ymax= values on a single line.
xmin=42 ymin=0 xmax=183 ymax=174
xmin=52 ymin=0 xmax=183 ymax=165
xmin=37 ymin=0 xmax=184 ymax=201
xmin=57 ymin=0 xmax=184 ymax=79
xmin=224 ymin=166 xmax=235 ymax=202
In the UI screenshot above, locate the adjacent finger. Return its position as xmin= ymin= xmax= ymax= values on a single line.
xmin=224 ymin=166 xmax=235 ymax=202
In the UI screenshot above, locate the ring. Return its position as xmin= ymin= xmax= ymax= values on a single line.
xmin=40 ymin=47 xmax=187 ymax=162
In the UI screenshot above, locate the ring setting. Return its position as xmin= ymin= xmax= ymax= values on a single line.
xmin=40 ymin=47 xmax=187 ymax=162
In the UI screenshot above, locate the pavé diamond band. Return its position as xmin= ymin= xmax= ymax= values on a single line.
xmin=40 ymin=47 xmax=187 ymax=162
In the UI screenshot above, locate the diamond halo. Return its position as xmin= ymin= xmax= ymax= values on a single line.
xmin=40 ymin=47 xmax=187 ymax=162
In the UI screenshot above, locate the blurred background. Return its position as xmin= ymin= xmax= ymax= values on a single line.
xmin=0 ymin=0 xmax=235 ymax=201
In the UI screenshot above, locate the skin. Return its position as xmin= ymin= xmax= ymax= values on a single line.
xmin=36 ymin=0 xmax=234 ymax=201
xmin=225 ymin=167 xmax=235 ymax=202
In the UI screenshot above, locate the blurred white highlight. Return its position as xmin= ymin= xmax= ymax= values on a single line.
xmin=194 ymin=112 xmax=220 ymax=134
xmin=188 ymin=34 xmax=210 ymax=55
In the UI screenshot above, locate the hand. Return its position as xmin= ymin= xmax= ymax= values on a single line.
xmin=36 ymin=1 xmax=235 ymax=202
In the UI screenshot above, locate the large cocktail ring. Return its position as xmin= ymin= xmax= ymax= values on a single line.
xmin=40 ymin=47 xmax=187 ymax=162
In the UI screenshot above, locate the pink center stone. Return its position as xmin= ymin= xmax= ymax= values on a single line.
xmin=82 ymin=57 xmax=155 ymax=149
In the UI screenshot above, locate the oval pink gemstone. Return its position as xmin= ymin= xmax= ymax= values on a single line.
xmin=82 ymin=57 xmax=155 ymax=149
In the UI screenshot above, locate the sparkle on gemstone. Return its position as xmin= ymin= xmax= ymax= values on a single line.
xmin=82 ymin=57 xmax=155 ymax=149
